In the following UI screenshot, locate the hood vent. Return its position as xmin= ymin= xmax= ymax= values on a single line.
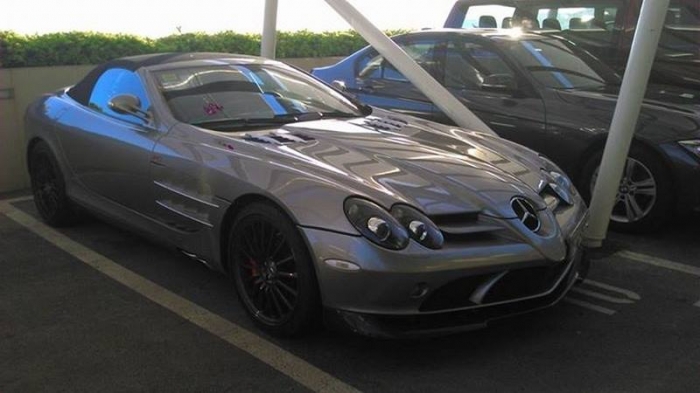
xmin=243 ymin=132 xmax=315 ymax=145
xmin=363 ymin=116 xmax=408 ymax=132
xmin=429 ymin=211 xmax=504 ymax=242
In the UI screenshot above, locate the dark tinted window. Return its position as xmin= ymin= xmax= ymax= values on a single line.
xmin=88 ymin=68 xmax=151 ymax=124
xmin=357 ymin=40 xmax=442 ymax=82
xmin=443 ymin=40 xmax=515 ymax=90
xmin=658 ymin=0 xmax=700 ymax=59
xmin=503 ymin=38 xmax=619 ymax=89
xmin=461 ymin=5 xmax=516 ymax=28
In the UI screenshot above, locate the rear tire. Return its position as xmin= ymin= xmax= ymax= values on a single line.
xmin=579 ymin=145 xmax=673 ymax=233
xmin=227 ymin=202 xmax=320 ymax=337
xmin=28 ymin=141 xmax=77 ymax=227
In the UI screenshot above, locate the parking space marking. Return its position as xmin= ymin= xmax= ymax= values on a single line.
xmin=570 ymin=287 xmax=635 ymax=304
xmin=0 ymin=200 xmax=360 ymax=393
xmin=563 ymin=298 xmax=616 ymax=315
xmin=1 ymin=195 xmax=33 ymax=204
xmin=617 ymin=250 xmax=700 ymax=278
xmin=565 ymin=279 xmax=640 ymax=315
xmin=580 ymin=279 xmax=641 ymax=301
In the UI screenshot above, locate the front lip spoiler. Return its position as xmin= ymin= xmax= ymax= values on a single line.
xmin=324 ymin=248 xmax=588 ymax=339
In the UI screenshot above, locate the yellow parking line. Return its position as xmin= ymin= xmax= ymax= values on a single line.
xmin=0 ymin=199 xmax=360 ymax=393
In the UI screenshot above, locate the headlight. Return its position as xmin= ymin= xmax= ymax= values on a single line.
xmin=344 ymin=198 xmax=409 ymax=250
xmin=391 ymin=205 xmax=444 ymax=249
xmin=679 ymin=140 xmax=700 ymax=159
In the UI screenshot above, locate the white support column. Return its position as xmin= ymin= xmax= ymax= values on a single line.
xmin=323 ymin=0 xmax=495 ymax=135
xmin=583 ymin=0 xmax=670 ymax=247
xmin=261 ymin=0 xmax=279 ymax=59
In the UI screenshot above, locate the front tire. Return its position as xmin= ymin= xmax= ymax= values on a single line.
xmin=227 ymin=202 xmax=320 ymax=337
xmin=579 ymin=145 xmax=673 ymax=233
xmin=28 ymin=141 xmax=76 ymax=227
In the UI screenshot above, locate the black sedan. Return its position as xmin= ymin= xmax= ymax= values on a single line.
xmin=312 ymin=29 xmax=700 ymax=232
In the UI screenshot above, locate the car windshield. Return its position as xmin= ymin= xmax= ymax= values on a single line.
xmin=153 ymin=62 xmax=364 ymax=128
xmin=500 ymin=37 xmax=621 ymax=90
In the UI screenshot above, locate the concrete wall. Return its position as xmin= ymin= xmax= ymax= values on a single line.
xmin=0 ymin=57 xmax=344 ymax=193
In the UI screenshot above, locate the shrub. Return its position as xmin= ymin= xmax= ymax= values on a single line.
xmin=0 ymin=29 xmax=410 ymax=68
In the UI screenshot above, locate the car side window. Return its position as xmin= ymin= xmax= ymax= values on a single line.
xmin=356 ymin=39 xmax=443 ymax=83
xmin=462 ymin=5 xmax=517 ymax=28
xmin=88 ymin=68 xmax=151 ymax=125
xmin=536 ymin=5 xmax=620 ymax=31
xmin=443 ymin=40 xmax=515 ymax=91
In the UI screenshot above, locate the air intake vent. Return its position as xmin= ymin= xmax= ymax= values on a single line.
xmin=363 ymin=117 xmax=407 ymax=132
xmin=428 ymin=212 xmax=505 ymax=243
xmin=243 ymin=132 xmax=314 ymax=145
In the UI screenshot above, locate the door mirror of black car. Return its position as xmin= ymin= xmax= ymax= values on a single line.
xmin=108 ymin=94 xmax=152 ymax=123
xmin=481 ymin=74 xmax=518 ymax=93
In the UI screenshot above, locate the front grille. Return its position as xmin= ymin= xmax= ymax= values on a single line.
xmin=419 ymin=262 xmax=568 ymax=312
xmin=481 ymin=262 xmax=569 ymax=304
xmin=370 ymin=269 xmax=574 ymax=336
xmin=419 ymin=273 xmax=489 ymax=311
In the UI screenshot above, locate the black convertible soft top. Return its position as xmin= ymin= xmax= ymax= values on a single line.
xmin=66 ymin=52 xmax=250 ymax=106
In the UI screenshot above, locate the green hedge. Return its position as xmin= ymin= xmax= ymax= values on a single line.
xmin=0 ymin=30 xmax=409 ymax=68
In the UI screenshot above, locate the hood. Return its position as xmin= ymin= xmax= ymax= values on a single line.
xmin=224 ymin=112 xmax=557 ymax=220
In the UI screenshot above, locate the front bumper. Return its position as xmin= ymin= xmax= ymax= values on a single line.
xmin=301 ymin=209 xmax=589 ymax=338
xmin=326 ymin=247 xmax=587 ymax=338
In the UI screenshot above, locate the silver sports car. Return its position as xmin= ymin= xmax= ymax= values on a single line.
xmin=25 ymin=52 xmax=589 ymax=338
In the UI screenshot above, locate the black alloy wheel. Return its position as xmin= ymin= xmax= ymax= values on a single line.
xmin=228 ymin=202 xmax=320 ymax=336
xmin=28 ymin=141 xmax=76 ymax=226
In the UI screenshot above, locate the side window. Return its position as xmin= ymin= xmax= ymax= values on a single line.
xmin=660 ymin=1 xmax=700 ymax=56
xmin=536 ymin=5 xmax=620 ymax=31
xmin=462 ymin=5 xmax=516 ymax=28
xmin=89 ymin=68 xmax=151 ymax=124
xmin=443 ymin=40 xmax=515 ymax=91
xmin=356 ymin=40 xmax=442 ymax=83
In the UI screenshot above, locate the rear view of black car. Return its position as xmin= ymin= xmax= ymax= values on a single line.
xmin=444 ymin=0 xmax=700 ymax=91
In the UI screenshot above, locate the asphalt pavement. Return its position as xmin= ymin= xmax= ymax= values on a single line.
xmin=1 ymin=193 xmax=698 ymax=393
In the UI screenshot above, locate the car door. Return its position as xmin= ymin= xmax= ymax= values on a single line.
xmin=433 ymin=37 xmax=548 ymax=151
xmin=57 ymin=68 xmax=161 ymax=214
xmin=349 ymin=37 xmax=442 ymax=120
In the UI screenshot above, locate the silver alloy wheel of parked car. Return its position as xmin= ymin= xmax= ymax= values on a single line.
xmin=590 ymin=157 xmax=657 ymax=224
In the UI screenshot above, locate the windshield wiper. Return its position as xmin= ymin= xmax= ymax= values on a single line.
xmin=318 ymin=110 xmax=362 ymax=119
xmin=192 ymin=114 xmax=312 ymax=130
xmin=191 ymin=111 xmax=361 ymax=131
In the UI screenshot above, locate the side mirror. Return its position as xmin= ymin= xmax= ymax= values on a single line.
xmin=481 ymin=74 xmax=518 ymax=92
xmin=108 ymin=94 xmax=151 ymax=123
xmin=329 ymin=80 xmax=369 ymax=114
xmin=331 ymin=80 xmax=348 ymax=92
